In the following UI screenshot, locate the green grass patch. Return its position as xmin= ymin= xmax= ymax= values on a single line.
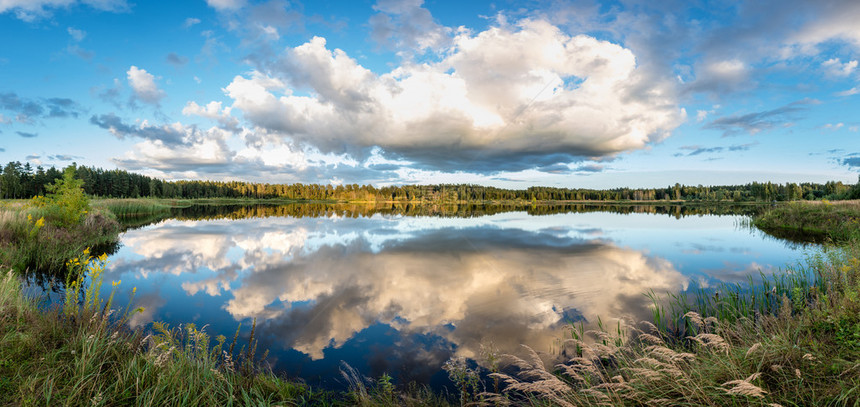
xmin=0 ymin=167 xmax=122 ymax=275
xmin=92 ymin=198 xmax=173 ymax=219
xmin=754 ymin=200 xmax=860 ymax=243
xmin=0 ymin=207 xmax=120 ymax=275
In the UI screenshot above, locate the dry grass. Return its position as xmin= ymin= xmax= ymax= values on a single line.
xmin=464 ymin=241 xmax=860 ymax=406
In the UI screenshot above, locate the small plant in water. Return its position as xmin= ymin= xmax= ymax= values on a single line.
xmin=443 ymin=356 xmax=482 ymax=405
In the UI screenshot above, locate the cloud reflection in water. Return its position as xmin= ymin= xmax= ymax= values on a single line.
xmin=109 ymin=213 xmax=690 ymax=365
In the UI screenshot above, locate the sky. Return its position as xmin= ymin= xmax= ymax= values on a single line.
xmin=1 ymin=0 xmax=859 ymax=189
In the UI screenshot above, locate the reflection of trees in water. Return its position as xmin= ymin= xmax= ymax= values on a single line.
xmin=23 ymin=239 xmax=122 ymax=292
xmin=128 ymin=202 xmax=766 ymax=227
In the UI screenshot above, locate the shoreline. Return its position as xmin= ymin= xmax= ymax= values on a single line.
xmin=2 ymin=198 xmax=859 ymax=405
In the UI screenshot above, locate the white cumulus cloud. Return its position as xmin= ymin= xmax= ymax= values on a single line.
xmin=225 ymin=19 xmax=684 ymax=172
xmin=127 ymin=66 xmax=166 ymax=105
xmin=822 ymin=58 xmax=858 ymax=77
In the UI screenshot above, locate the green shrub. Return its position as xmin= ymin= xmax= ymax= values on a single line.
xmin=29 ymin=166 xmax=89 ymax=228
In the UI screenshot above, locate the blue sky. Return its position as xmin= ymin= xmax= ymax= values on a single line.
xmin=1 ymin=0 xmax=859 ymax=188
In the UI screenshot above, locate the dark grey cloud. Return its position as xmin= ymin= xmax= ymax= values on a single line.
xmin=1 ymin=92 xmax=45 ymax=121
xmin=90 ymin=113 xmax=188 ymax=146
xmin=25 ymin=154 xmax=39 ymax=160
xmin=45 ymin=98 xmax=82 ymax=118
xmin=0 ymin=147 xmax=5 ymax=152
xmin=0 ymin=92 xmax=84 ymax=123
xmin=536 ymin=163 xmax=572 ymax=174
xmin=704 ymin=100 xmax=815 ymax=137
xmin=166 ymin=52 xmax=189 ymax=66
xmin=844 ymin=155 xmax=860 ymax=168
xmin=16 ymin=131 xmax=37 ymax=138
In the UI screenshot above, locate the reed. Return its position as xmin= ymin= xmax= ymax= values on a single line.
xmin=477 ymin=241 xmax=860 ymax=406
xmin=92 ymin=198 xmax=173 ymax=218
xmin=0 ymin=206 xmax=120 ymax=274
xmin=754 ymin=200 xmax=860 ymax=243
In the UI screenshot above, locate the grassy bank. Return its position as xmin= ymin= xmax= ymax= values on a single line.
xmin=0 ymin=252 xmax=449 ymax=406
xmin=474 ymin=241 xmax=860 ymax=406
xmin=754 ymin=200 xmax=860 ymax=243
xmin=6 ymin=195 xmax=860 ymax=405
xmin=459 ymin=203 xmax=860 ymax=405
xmin=92 ymin=198 xmax=174 ymax=218
xmin=0 ymin=204 xmax=120 ymax=274
xmin=0 ymin=168 xmax=123 ymax=274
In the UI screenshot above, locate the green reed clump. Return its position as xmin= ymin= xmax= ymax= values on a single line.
xmin=476 ymin=241 xmax=860 ymax=406
xmin=754 ymin=200 xmax=860 ymax=243
xmin=92 ymin=198 xmax=173 ymax=219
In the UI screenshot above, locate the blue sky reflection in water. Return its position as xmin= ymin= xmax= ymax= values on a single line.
xmin=95 ymin=208 xmax=803 ymax=388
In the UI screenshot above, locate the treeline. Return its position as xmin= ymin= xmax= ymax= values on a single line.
xmin=2 ymin=161 xmax=859 ymax=202
xmin=165 ymin=202 xmax=764 ymax=224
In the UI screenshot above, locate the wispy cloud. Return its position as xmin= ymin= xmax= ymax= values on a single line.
xmin=183 ymin=17 xmax=201 ymax=28
xmin=677 ymin=145 xmax=724 ymax=156
xmin=728 ymin=142 xmax=758 ymax=151
xmin=0 ymin=92 xmax=84 ymax=123
xmin=166 ymin=52 xmax=189 ymax=67
xmin=0 ymin=0 xmax=128 ymax=22
xmin=704 ymin=100 xmax=816 ymax=137
xmin=50 ymin=154 xmax=82 ymax=161
xmin=90 ymin=113 xmax=189 ymax=146
xmin=676 ymin=142 xmax=758 ymax=157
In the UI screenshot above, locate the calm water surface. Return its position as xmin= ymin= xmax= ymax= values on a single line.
xmin=66 ymin=205 xmax=811 ymax=388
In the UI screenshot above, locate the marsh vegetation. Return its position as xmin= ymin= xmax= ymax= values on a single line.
xmin=2 ymin=169 xmax=860 ymax=405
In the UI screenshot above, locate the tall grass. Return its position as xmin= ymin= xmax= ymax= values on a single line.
xmin=0 ymin=206 xmax=120 ymax=274
xmin=0 ymin=249 xmax=452 ymax=406
xmin=754 ymin=200 xmax=860 ymax=243
xmin=476 ymin=242 xmax=860 ymax=406
xmin=92 ymin=198 xmax=173 ymax=218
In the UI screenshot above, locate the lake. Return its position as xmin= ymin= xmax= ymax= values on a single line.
xmin=33 ymin=203 xmax=810 ymax=390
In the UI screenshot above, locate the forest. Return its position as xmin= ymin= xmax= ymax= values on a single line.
xmin=2 ymin=160 xmax=859 ymax=202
